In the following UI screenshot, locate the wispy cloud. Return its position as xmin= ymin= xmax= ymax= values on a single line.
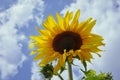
xmin=31 ymin=62 xmax=44 ymax=80
xmin=61 ymin=0 xmax=120 ymax=79
xmin=0 ymin=0 xmax=44 ymax=80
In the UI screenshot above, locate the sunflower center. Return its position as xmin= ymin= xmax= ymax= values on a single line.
xmin=53 ymin=31 xmax=82 ymax=54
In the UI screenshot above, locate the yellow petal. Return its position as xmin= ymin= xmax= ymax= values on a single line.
xmin=72 ymin=10 xmax=80 ymax=23
xmin=29 ymin=44 xmax=34 ymax=49
xmin=81 ymin=44 xmax=94 ymax=49
xmin=83 ymin=20 xmax=96 ymax=34
xmin=56 ymin=12 xmax=64 ymax=30
xmin=36 ymin=27 xmax=50 ymax=36
xmin=90 ymin=47 xmax=102 ymax=53
xmin=54 ymin=60 xmax=61 ymax=74
xmin=63 ymin=53 xmax=66 ymax=63
xmin=33 ymin=49 xmax=45 ymax=57
xmin=73 ymin=50 xmax=79 ymax=57
xmin=34 ymin=48 xmax=54 ymax=60
xmin=96 ymin=53 xmax=101 ymax=57
xmin=77 ymin=51 xmax=83 ymax=62
xmin=45 ymin=16 xmax=57 ymax=27
xmin=59 ymin=55 xmax=65 ymax=67
xmin=80 ymin=50 xmax=92 ymax=62
xmin=67 ymin=50 xmax=74 ymax=62
xmin=34 ymin=52 xmax=45 ymax=60
xmin=82 ymin=35 xmax=104 ymax=45
xmin=71 ymin=20 xmax=79 ymax=32
xmin=64 ymin=11 xmax=73 ymax=30
xmin=75 ymin=21 xmax=86 ymax=33
xmin=39 ymin=52 xmax=59 ymax=66
xmin=42 ymin=15 xmax=57 ymax=33
xmin=68 ymin=55 xmax=73 ymax=63
xmin=79 ymin=18 xmax=92 ymax=33
xmin=30 ymin=50 xmax=37 ymax=55
xmin=48 ymin=16 xmax=57 ymax=25
xmin=70 ymin=10 xmax=80 ymax=30
xmin=30 ymin=36 xmax=44 ymax=43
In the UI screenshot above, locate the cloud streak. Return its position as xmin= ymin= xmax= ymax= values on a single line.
xmin=31 ymin=62 xmax=44 ymax=80
xmin=0 ymin=0 xmax=44 ymax=80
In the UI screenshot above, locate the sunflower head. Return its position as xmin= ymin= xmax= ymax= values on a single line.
xmin=52 ymin=31 xmax=82 ymax=54
xmin=30 ymin=9 xmax=105 ymax=74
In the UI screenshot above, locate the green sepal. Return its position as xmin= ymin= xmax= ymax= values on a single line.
xmin=60 ymin=67 xmax=66 ymax=74
xmin=40 ymin=64 xmax=54 ymax=78
xmin=83 ymin=60 xmax=87 ymax=71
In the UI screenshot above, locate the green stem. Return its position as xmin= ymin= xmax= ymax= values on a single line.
xmin=67 ymin=61 xmax=73 ymax=80
xmin=45 ymin=78 xmax=51 ymax=80
xmin=58 ymin=74 xmax=64 ymax=80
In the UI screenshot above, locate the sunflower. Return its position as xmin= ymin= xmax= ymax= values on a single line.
xmin=30 ymin=10 xmax=104 ymax=74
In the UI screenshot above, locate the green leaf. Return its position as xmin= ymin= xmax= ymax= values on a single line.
xmin=81 ymin=69 xmax=113 ymax=80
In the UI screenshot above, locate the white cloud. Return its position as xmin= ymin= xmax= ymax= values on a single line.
xmin=0 ymin=0 xmax=44 ymax=80
xmin=31 ymin=62 xmax=44 ymax=80
xmin=61 ymin=0 xmax=120 ymax=79
xmin=0 ymin=55 xmax=26 ymax=80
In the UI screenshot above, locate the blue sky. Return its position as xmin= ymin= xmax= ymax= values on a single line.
xmin=0 ymin=0 xmax=120 ymax=80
